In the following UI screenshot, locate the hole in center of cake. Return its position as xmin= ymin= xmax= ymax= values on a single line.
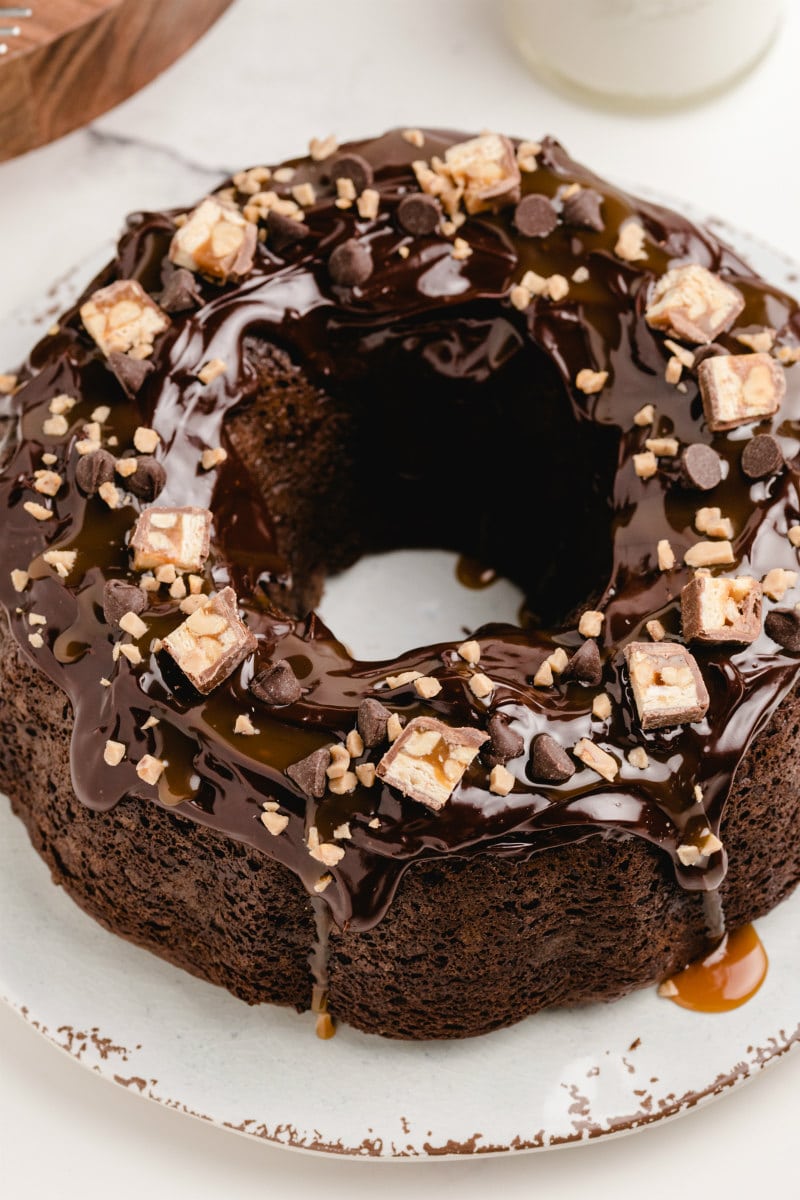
xmin=316 ymin=548 xmax=525 ymax=659
xmin=233 ymin=335 xmax=617 ymax=632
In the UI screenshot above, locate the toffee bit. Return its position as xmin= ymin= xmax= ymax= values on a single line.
xmin=136 ymin=755 xmax=166 ymax=785
xmin=261 ymin=810 xmax=289 ymax=835
xmin=578 ymin=610 xmax=604 ymax=638
xmin=23 ymin=501 xmax=53 ymax=521
xmin=457 ymin=639 xmax=481 ymax=665
xmin=574 ymin=738 xmax=619 ymax=781
xmin=104 ymin=740 xmax=126 ymax=766
xmin=234 ymin=713 xmax=258 ymax=736
xmin=633 ymin=451 xmax=657 ymax=479
xmin=201 ymin=447 xmax=228 ymax=471
xmin=355 ymin=762 xmax=376 ymax=788
xmin=468 ymin=672 xmax=494 ymax=699
xmin=614 ymin=220 xmax=647 ymax=262
xmin=762 ymin=567 xmax=797 ymax=601
xmin=684 ymin=540 xmax=735 ymax=568
xmin=489 ymin=764 xmax=515 ymax=796
xmin=133 ymin=427 xmax=160 ymax=454
xmin=657 ymin=539 xmax=675 ymax=571
xmin=575 ymin=368 xmax=608 ymax=395
xmin=197 ymin=358 xmax=227 ymax=385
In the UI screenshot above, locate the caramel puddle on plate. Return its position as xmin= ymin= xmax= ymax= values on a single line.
xmin=660 ymin=924 xmax=768 ymax=1013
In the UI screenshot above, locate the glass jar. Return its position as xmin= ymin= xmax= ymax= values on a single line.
xmin=504 ymin=0 xmax=785 ymax=110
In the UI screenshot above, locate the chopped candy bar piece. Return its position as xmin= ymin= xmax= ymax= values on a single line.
xmin=130 ymin=506 xmax=212 ymax=573
xmin=681 ymin=575 xmax=762 ymax=644
xmin=80 ymin=280 xmax=169 ymax=358
xmin=624 ymin=642 xmax=709 ymax=729
xmin=645 ymin=264 xmax=744 ymax=344
xmin=444 ymin=133 xmax=521 ymax=214
xmin=698 ymin=353 xmax=785 ymax=432
xmin=376 ymin=716 xmax=488 ymax=811
xmin=162 ymin=586 xmax=256 ymax=694
xmin=169 ymin=196 xmax=257 ymax=283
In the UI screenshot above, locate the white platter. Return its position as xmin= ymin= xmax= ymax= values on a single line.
xmin=1 ymin=208 xmax=799 ymax=1160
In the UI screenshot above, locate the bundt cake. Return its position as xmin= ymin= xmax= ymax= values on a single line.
xmin=2 ymin=128 xmax=800 ymax=1040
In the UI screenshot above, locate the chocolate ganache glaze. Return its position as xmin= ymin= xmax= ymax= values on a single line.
xmin=2 ymin=128 xmax=800 ymax=945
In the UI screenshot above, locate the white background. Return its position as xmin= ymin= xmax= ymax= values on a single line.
xmin=2 ymin=1 xmax=800 ymax=1194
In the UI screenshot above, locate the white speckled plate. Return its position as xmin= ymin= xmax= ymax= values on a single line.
xmin=1 ymin=208 xmax=799 ymax=1159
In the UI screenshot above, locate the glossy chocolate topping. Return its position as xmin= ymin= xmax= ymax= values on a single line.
xmin=2 ymin=128 xmax=800 ymax=934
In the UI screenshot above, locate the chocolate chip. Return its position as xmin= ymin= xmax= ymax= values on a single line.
xmin=159 ymin=267 xmax=202 ymax=314
xmin=329 ymin=152 xmax=373 ymax=194
xmin=563 ymin=639 xmax=602 ymax=686
xmin=286 ymin=747 xmax=331 ymax=798
xmin=741 ymin=434 xmax=784 ymax=480
xmin=562 ymin=188 xmax=605 ymax=232
xmin=530 ymin=733 xmax=575 ymax=784
xmin=328 ymin=238 xmax=372 ymax=287
xmin=397 ymin=193 xmax=440 ymax=236
xmin=102 ymin=579 xmax=147 ymax=627
xmin=267 ymin=209 xmax=311 ymax=253
xmin=108 ymin=351 xmax=154 ymax=398
xmin=514 ymin=194 xmax=558 ymax=238
xmin=765 ymin=608 xmax=800 ymax=651
xmin=486 ymin=712 xmax=524 ymax=765
xmin=75 ymin=449 xmax=115 ymax=495
xmin=692 ymin=343 xmax=728 ymax=367
xmin=681 ymin=443 xmax=722 ymax=491
xmin=126 ymin=456 xmax=166 ymax=502
xmin=250 ymin=659 xmax=302 ymax=706
xmin=357 ymin=697 xmax=391 ymax=748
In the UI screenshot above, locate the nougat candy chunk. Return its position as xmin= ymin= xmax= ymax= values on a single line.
xmin=698 ymin=353 xmax=785 ymax=432
xmin=444 ymin=133 xmax=521 ymax=214
xmin=624 ymin=642 xmax=709 ymax=730
xmin=80 ymin=280 xmax=169 ymax=358
xmin=645 ymin=264 xmax=744 ymax=344
xmin=376 ymin=716 xmax=488 ymax=811
xmin=130 ymin=506 xmax=211 ymax=573
xmin=162 ymin=586 xmax=256 ymax=693
xmin=169 ymin=197 xmax=257 ymax=283
xmin=681 ymin=575 xmax=762 ymax=644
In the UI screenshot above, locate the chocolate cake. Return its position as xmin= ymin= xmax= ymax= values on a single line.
xmin=2 ymin=128 xmax=800 ymax=1040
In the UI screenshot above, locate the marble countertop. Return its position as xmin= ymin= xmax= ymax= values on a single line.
xmin=2 ymin=1 xmax=800 ymax=1195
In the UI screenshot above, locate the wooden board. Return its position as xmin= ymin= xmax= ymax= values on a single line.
xmin=0 ymin=0 xmax=235 ymax=162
